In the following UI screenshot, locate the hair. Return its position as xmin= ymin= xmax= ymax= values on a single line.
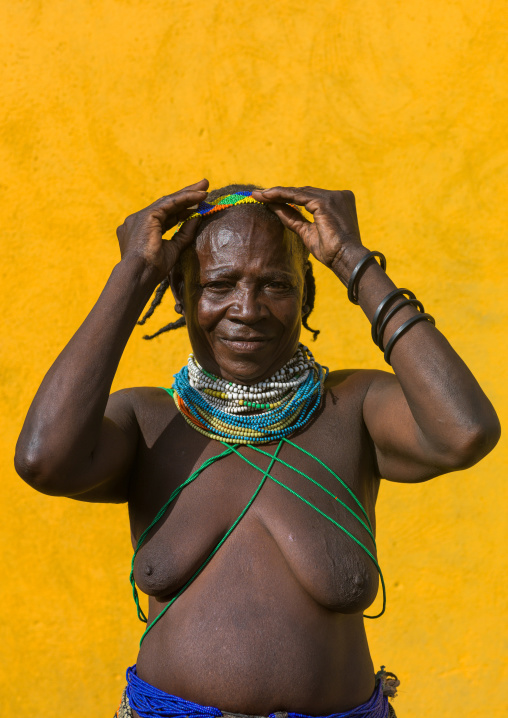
xmin=138 ymin=183 xmax=320 ymax=341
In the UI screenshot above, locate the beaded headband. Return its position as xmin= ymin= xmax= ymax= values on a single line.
xmin=179 ymin=190 xmax=297 ymax=227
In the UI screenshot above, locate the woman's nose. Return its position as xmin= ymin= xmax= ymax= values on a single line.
xmin=227 ymin=286 xmax=269 ymax=323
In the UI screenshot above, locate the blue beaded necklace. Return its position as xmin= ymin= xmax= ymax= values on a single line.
xmin=172 ymin=344 xmax=329 ymax=444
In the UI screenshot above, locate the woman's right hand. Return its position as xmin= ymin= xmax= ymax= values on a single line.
xmin=116 ymin=179 xmax=209 ymax=282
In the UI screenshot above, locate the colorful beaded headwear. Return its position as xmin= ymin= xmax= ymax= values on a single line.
xmin=186 ymin=190 xmax=261 ymax=220
xmin=180 ymin=190 xmax=297 ymax=227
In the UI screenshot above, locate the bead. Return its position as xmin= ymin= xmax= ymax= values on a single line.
xmin=171 ymin=345 xmax=328 ymax=444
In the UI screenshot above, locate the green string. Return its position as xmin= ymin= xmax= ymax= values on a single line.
xmin=238 ymin=443 xmax=375 ymax=541
xmin=130 ymin=401 xmax=386 ymax=639
xmin=136 ymin=440 xmax=284 ymax=646
xmin=130 ymin=443 xmax=237 ymax=623
xmin=283 ymin=438 xmax=374 ymax=532
xmin=226 ymin=443 xmax=386 ymax=619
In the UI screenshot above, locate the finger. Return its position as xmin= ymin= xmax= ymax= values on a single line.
xmin=252 ymin=186 xmax=322 ymax=213
xmin=267 ymin=203 xmax=324 ymax=260
xmin=163 ymin=199 xmax=206 ymax=233
xmin=151 ymin=187 xmax=208 ymax=211
xmin=171 ymin=216 xmax=201 ymax=244
xmin=176 ymin=178 xmax=209 ymax=192
xmin=267 ymin=203 xmax=313 ymax=241
xmin=150 ymin=179 xmax=209 ymax=212
xmin=171 ymin=207 xmax=200 ymax=226
xmin=341 ymin=189 xmax=356 ymax=206
xmin=149 ymin=189 xmax=208 ymax=234
xmin=163 ymin=216 xmax=201 ymax=266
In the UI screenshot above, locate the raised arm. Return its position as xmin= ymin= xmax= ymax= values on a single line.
xmin=252 ymin=186 xmax=501 ymax=482
xmin=14 ymin=180 xmax=208 ymax=501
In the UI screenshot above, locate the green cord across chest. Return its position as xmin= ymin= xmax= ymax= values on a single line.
xmin=130 ymin=388 xmax=385 ymax=647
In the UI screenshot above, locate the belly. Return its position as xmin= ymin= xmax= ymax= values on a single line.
xmin=134 ymin=514 xmax=378 ymax=715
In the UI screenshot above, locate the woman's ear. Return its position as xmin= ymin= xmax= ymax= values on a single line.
xmin=169 ymin=265 xmax=185 ymax=315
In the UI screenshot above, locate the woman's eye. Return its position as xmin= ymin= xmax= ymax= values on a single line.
xmin=266 ymin=282 xmax=290 ymax=290
xmin=204 ymin=282 xmax=232 ymax=290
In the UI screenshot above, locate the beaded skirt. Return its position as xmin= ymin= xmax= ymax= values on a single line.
xmin=114 ymin=681 xmax=398 ymax=718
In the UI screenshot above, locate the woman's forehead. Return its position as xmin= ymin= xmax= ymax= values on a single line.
xmin=194 ymin=212 xmax=300 ymax=270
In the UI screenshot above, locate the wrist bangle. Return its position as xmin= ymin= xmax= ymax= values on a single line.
xmin=371 ymin=289 xmax=416 ymax=346
xmin=384 ymin=313 xmax=436 ymax=365
xmin=347 ymin=251 xmax=387 ymax=304
xmin=377 ymin=298 xmax=425 ymax=351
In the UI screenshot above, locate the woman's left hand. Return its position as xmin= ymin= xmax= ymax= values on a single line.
xmin=251 ymin=186 xmax=367 ymax=281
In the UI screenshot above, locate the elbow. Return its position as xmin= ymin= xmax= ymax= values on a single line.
xmin=440 ymin=414 xmax=501 ymax=470
xmin=14 ymin=444 xmax=66 ymax=495
xmin=14 ymin=450 xmax=49 ymax=492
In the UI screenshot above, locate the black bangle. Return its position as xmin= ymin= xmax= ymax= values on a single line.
xmin=384 ymin=313 xmax=436 ymax=365
xmin=347 ymin=251 xmax=387 ymax=304
xmin=377 ymin=298 xmax=425 ymax=351
xmin=371 ymin=289 xmax=416 ymax=346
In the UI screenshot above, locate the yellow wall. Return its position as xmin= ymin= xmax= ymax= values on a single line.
xmin=1 ymin=1 xmax=506 ymax=716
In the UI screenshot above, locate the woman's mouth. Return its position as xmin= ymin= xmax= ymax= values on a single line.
xmin=220 ymin=337 xmax=272 ymax=352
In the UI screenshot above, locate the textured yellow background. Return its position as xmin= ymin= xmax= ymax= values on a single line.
xmin=1 ymin=1 xmax=507 ymax=716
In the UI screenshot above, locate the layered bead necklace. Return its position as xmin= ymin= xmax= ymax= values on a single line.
xmin=172 ymin=344 xmax=328 ymax=444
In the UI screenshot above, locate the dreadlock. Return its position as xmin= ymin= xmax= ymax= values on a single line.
xmin=301 ymin=262 xmax=320 ymax=341
xmin=138 ymin=184 xmax=320 ymax=341
xmin=137 ymin=277 xmax=170 ymax=326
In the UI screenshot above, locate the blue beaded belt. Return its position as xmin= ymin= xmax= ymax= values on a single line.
xmin=123 ymin=665 xmax=396 ymax=718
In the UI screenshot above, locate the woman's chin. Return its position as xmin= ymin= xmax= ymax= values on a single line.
xmin=192 ymin=335 xmax=301 ymax=385
xmin=216 ymin=358 xmax=276 ymax=385
xmin=203 ymin=349 xmax=282 ymax=385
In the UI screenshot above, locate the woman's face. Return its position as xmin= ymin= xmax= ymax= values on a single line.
xmin=175 ymin=210 xmax=307 ymax=385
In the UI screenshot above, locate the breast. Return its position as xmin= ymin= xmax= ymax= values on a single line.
xmin=131 ymin=439 xmax=381 ymax=616
xmin=132 ymin=492 xmax=236 ymax=599
xmin=134 ymin=535 xmax=203 ymax=599
xmin=265 ymin=518 xmax=380 ymax=614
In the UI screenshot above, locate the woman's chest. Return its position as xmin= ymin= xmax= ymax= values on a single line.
xmin=130 ymin=423 xmax=380 ymax=613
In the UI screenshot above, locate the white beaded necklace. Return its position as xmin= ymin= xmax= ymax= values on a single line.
xmin=187 ymin=344 xmax=316 ymax=414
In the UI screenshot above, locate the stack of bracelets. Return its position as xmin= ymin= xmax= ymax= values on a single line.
xmin=347 ymin=250 xmax=436 ymax=365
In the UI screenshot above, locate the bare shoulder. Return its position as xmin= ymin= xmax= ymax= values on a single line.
xmin=110 ymin=385 xmax=177 ymax=410
xmin=324 ymin=367 xmax=396 ymax=396
xmin=321 ymin=369 xmax=400 ymax=436
xmin=107 ymin=385 xmax=178 ymax=434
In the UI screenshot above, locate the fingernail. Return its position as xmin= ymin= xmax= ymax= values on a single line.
xmin=189 ymin=204 xmax=198 ymax=209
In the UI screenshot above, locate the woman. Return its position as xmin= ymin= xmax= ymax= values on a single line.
xmin=15 ymin=179 xmax=500 ymax=718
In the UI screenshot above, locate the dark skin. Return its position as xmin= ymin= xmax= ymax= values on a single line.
xmin=15 ymin=179 xmax=500 ymax=716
